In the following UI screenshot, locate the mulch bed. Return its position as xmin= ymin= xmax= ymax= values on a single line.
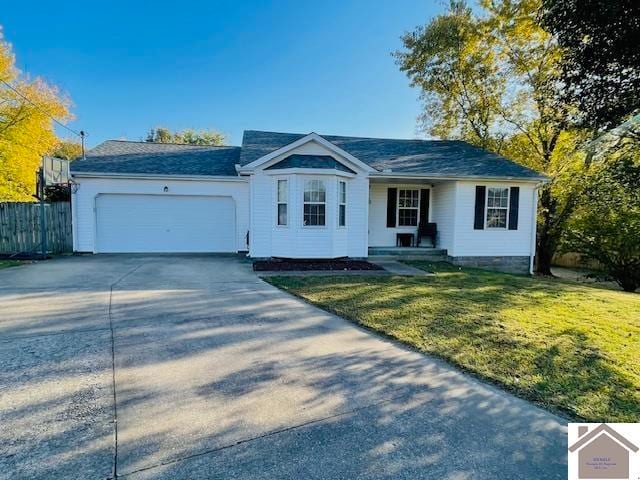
xmin=253 ymin=259 xmax=383 ymax=272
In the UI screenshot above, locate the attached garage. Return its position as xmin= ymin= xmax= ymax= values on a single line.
xmin=70 ymin=141 xmax=249 ymax=254
xmin=95 ymin=194 xmax=236 ymax=253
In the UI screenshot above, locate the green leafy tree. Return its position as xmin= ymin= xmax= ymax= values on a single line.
xmin=146 ymin=127 xmax=227 ymax=146
xmin=563 ymin=155 xmax=640 ymax=292
xmin=395 ymin=0 xmax=587 ymax=275
xmin=542 ymin=0 xmax=640 ymax=131
xmin=0 ymin=29 xmax=72 ymax=201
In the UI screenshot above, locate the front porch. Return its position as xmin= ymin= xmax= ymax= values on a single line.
xmin=368 ymin=177 xmax=453 ymax=252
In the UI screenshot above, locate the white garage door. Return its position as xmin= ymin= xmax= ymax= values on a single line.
xmin=95 ymin=194 xmax=236 ymax=253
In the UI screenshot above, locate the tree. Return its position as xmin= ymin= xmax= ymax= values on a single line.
xmin=542 ymin=0 xmax=640 ymax=131
xmin=146 ymin=127 xmax=226 ymax=146
xmin=0 ymin=29 xmax=72 ymax=202
xmin=562 ymin=156 xmax=640 ymax=292
xmin=395 ymin=0 xmax=587 ymax=275
xmin=50 ymin=139 xmax=82 ymax=161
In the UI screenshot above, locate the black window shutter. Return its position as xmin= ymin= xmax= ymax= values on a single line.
xmin=508 ymin=186 xmax=520 ymax=230
xmin=419 ymin=189 xmax=429 ymax=225
xmin=386 ymin=188 xmax=397 ymax=228
xmin=474 ymin=186 xmax=486 ymax=230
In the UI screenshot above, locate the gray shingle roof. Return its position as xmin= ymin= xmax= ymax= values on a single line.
xmin=241 ymin=130 xmax=545 ymax=180
xmin=71 ymin=131 xmax=545 ymax=180
xmin=265 ymin=154 xmax=356 ymax=173
xmin=71 ymin=140 xmax=241 ymax=176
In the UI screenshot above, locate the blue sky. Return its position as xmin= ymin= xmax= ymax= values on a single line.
xmin=3 ymin=1 xmax=442 ymax=148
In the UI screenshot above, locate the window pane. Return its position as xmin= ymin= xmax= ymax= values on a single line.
xmin=486 ymin=208 xmax=507 ymax=228
xmin=304 ymin=204 xmax=326 ymax=226
xmin=339 ymin=181 xmax=346 ymax=204
xmin=277 ymin=204 xmax=287 ymax=226
xmin=399 ymin=189 xmax=419 ymax=208
xmin=339 ymin=204 xmax=346 ymax=226
xmin=398 ymin=208 xmax=418 ymax=226
xmin=488 ymin=187 xmax=508 ymax=208
xmin=277 ymin=180 xmax=287 ymax=202
xmin=304 ymin=180 xmax=326 ymax=203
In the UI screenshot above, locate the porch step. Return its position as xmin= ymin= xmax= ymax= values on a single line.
xmin=368 ymin=247 xmax=448 ymax=262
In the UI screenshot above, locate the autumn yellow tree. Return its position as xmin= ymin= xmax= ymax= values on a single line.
xmin=0 ymin=29 xmax=72 ymax=201
xmin=51 ymin=139 xmax=83 ymax=161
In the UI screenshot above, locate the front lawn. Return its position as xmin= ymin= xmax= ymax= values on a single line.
xmin=0 ymin=260 xmax=21 ymax=270
xmin=267 ymin=262 xmax=640 ymax=422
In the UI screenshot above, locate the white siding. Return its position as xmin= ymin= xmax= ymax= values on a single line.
xmin=368 ymin=183 xmax=432 ymax=247
xmin=451 ymin=181 xmax=536 ymax=257
xmin=368 ymin=180 xmax=537 ymax=260
xmin=249 ymin=141 xmax=369 ymax=258
xmin=431 ymin=182 xmax=457 ymax=252
xmin=72 ymin=177 xmax=249 ymax=253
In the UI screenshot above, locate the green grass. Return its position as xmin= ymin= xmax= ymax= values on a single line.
xmin=0 ymin=260 xmax=21 ymax=270
xmin=266 ymin=262 xmax=640 ymax=422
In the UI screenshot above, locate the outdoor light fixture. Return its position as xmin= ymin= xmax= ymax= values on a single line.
xmin=163 ymin=186 xmax=169 ymax=192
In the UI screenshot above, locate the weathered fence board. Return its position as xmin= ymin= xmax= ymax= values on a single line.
xmin=0 ymin=202 xmax=72 ymax=255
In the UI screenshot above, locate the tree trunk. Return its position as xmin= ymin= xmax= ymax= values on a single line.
xmin=536 ymin=233 xmax=554 ymax=275
xmin=535 ymin=187 xmax=556 ymax=276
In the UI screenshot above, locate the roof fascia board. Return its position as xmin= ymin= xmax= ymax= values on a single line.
xmin=71 ymin=172 xmax=247 ymax=182
xmin=242 ymin=133 xmax=375 ymax=173
xmin=369 ymin=172 xmax=548 ymax=183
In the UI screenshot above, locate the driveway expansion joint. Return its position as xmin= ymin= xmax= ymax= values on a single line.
xmin=108 ymin=262 xmax=146 ymax=479
xmin=117 ymin=393 xmax=410 ymax=478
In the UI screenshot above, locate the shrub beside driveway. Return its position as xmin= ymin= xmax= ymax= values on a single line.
xmin=267 ymin=262 xmax=640 ymax=422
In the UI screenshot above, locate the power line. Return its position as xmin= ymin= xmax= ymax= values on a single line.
xmin=0 ymin=79 xmax=86 ymax=139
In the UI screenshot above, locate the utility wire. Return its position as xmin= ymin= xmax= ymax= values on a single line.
xmin=1 ymin=79 xmax=86 ymax=139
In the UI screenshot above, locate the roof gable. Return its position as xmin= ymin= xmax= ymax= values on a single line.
xmin=241 ymin=130 xmax=545 ymax=180
xmin=71 ymin=140 xmax=241 ymax=177
xmin=240 ymin=133 xmax=374 ymax=173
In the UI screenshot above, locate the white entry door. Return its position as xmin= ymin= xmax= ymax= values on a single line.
xmin=95 ymin=194 xmax=236 ymax=253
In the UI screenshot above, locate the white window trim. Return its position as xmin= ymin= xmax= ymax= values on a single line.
xmin=276 ymin=178 xmax=288 ymax=228
xmin=337 ymin=180 xmax=347 ymax=228
xmin=397 ymin=188 xmax=420 ymax=227
xmin=485 ymin=186 xmax=510 ymax=230
xmin=302 ymin=178 xmax=327 ymax=228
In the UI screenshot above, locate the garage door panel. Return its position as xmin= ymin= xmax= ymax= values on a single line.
xmin=96 ymin=194 xmax=235 ymax=253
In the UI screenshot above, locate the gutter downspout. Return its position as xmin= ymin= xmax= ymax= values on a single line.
xmin=529 ymin=183 xmax=542 ymax=275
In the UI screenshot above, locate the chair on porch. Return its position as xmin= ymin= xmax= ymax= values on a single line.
xmin=417 ymin=222 xmax=437 ymax=248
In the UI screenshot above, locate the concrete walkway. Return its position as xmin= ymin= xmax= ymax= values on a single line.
xmin=0 ymin=255 xmax=567 ymax=479
xmin=369 ymin=259 xmax=433 ymax=275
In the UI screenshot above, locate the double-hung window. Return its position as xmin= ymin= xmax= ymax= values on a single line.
xmin=277 ymin=179 xmax=288 ymax=226
xmin=303 ymin=179 xmax=326 ymax=226
xmin=486 ymin=187 xmax=509 ymax=228
xmin=338 ymin=181 xmax=347 ymax=227
xmin=398 ymin=189 xmax=419 ymax=226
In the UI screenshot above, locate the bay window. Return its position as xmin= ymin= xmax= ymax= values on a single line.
xmin=276 ymin=179 xmax=288 ymax=226
xmin=338 ymin=181 xmax=346 ymax=227
xmin=303 ymin=179 xmax=326 ymax=226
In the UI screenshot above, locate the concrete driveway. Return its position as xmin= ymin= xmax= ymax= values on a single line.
xmin=0 ymin=255 xmax=567 ymax=479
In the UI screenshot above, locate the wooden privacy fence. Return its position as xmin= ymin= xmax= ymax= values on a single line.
xmin=0 ymin=202 xmax=73 ymax=255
